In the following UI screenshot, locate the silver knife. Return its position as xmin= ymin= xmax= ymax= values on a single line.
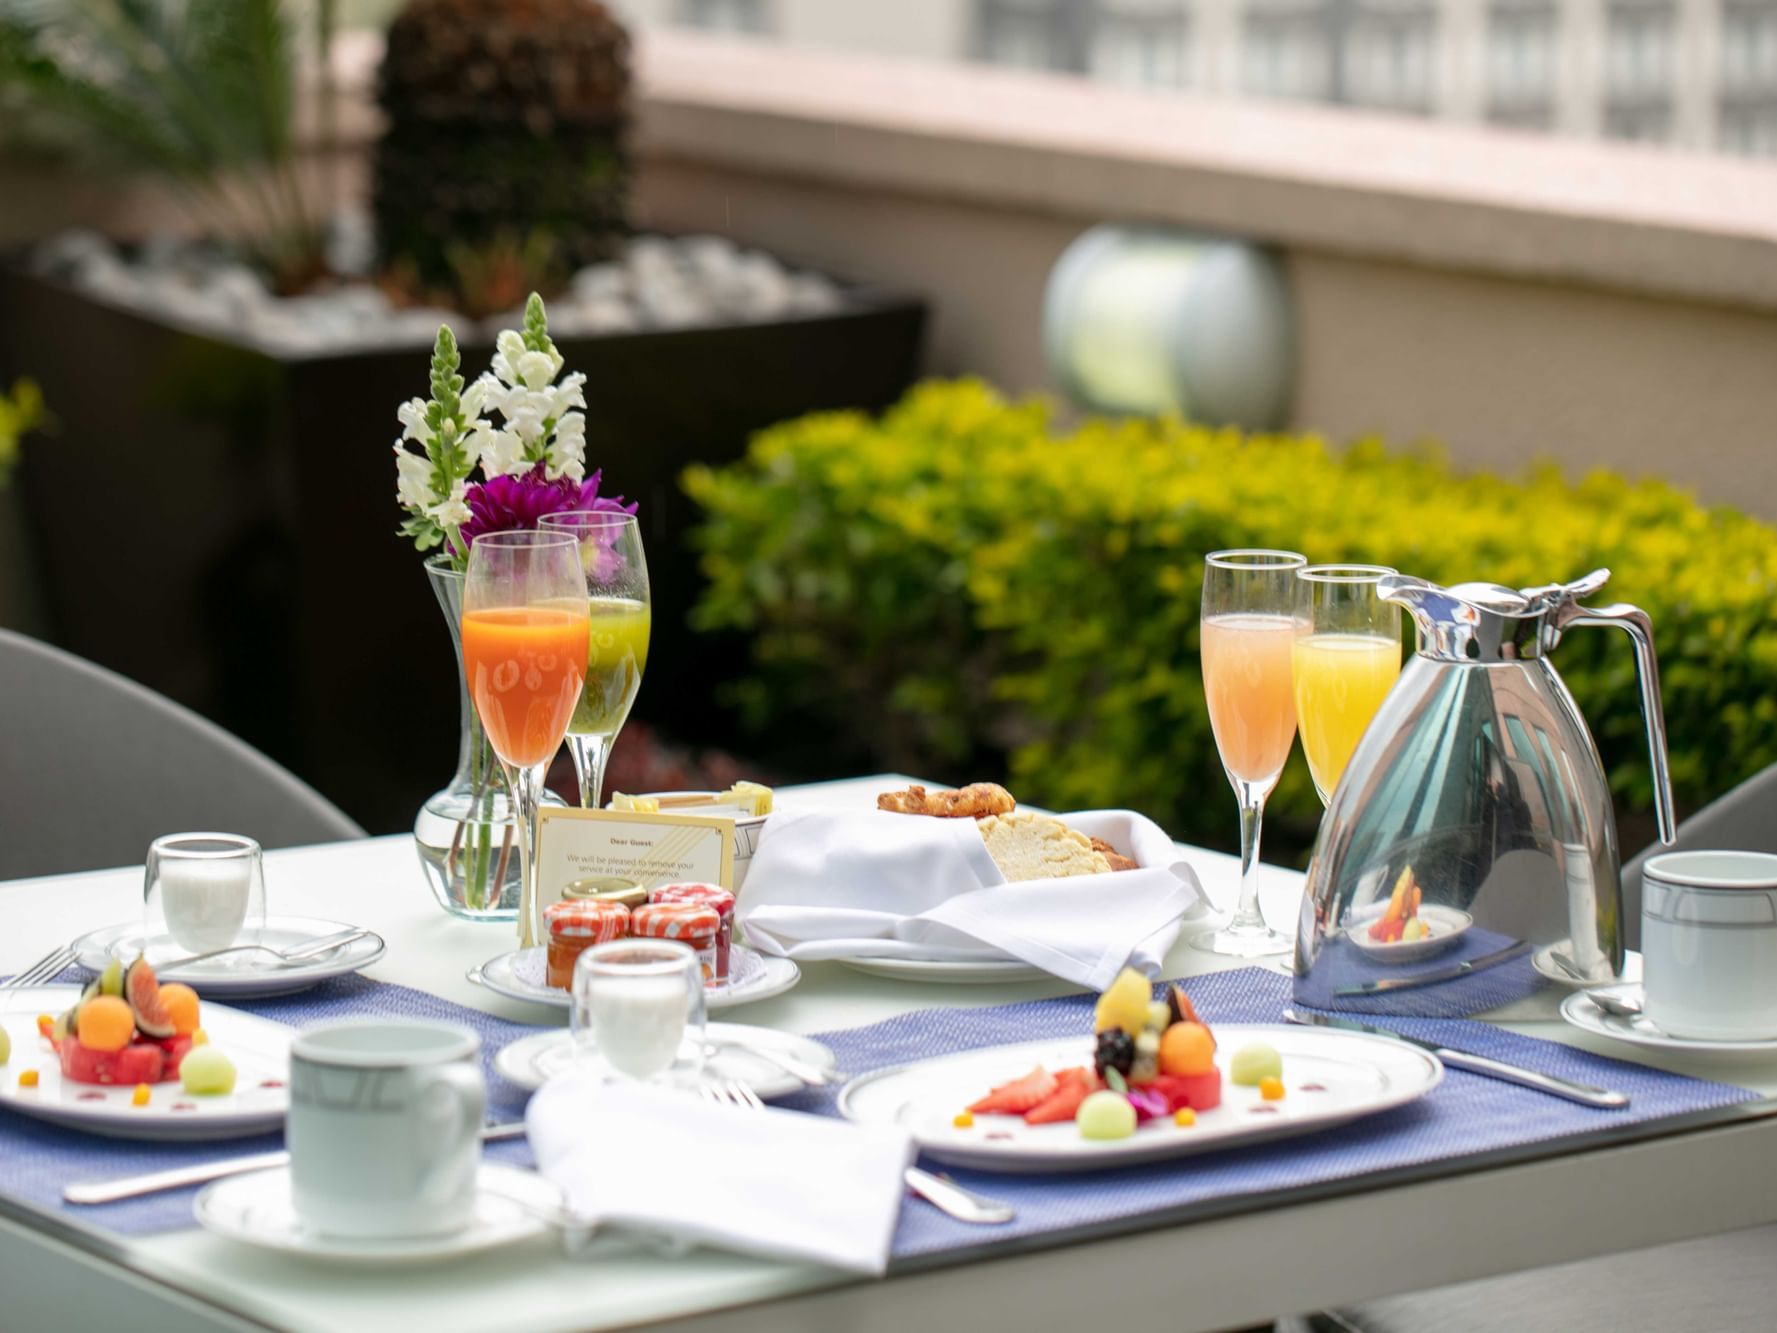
xmin=904 ymin=1167 xmax=1014 ymax=1224
xmin=1285 ymin=1009 xmax=1629 ymax=1109
xmin=63 ymin=1121 xmax=529 ymax=1205
xmin=1334 ymin=939 xmax=1532 ymax=997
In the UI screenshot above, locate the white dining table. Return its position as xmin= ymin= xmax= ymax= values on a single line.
xmin=6 ymin=774 xmax=1777 ymax=1333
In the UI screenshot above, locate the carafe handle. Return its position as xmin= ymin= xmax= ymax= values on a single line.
xmin=1555 ymin=602 xmax=1678 ymax=845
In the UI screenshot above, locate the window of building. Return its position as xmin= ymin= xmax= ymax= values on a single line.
xmin=1343 ymin=3 xmax=1438 ymax=112
xmin=1604 ymin=1 xmax=1676 ymax=101
xmin=678 ymin=0 xmax=773 ymax=35
xmin=1487 ymin=3 xmax=1558 ymax=114
xmin=1721 ymin=3 xmax=1777 ymax=92
xmin=1089 ymin=6 xmax=1190 ymax=88
xmin=1241 ymin=1 xmax=1335 ymax=101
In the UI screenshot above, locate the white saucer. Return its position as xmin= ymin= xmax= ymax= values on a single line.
xmin=493 ymin=1023 xmax=837 ymax=1099
xmin=471 ymin=945 xmax=799 ymax=1013
xmin=1345 ymin=905 xmax=1473 ymax=964
xmin=1560 ymin=987 xmax=1777 ymax=1055
xmin=834 ymin=955 xmax=1047 ymax=984
xmin=73 ymin=917 xmax=386 ymax=998
xmin=194 ymin=1164 xmax=557 ymax=1263
xmin=1534 ymin=945 xmax=1643 ymax=990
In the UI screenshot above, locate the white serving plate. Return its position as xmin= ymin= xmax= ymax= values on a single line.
xmin=839 ymin=1023 xmax=1442 ymax=1172
xmin=195 ymin=1164 xmax=556 ymax=1263
xmin=493 ymin=1024 xmax=837 ymax=1100
xmin=0 ymin=985 xmax=292 ymax=1140
xmin=1533 ymin=945 xmax=1642 ymax=990
xmin=471 ymin=944 xmax=799 ymax=1013
xmin=834 ymin=955 xmax=1048 ymax=984
xmin=73 ymin=916 xmax=386 ymax=999
xmin=1560 ymin=988 xmax=1777 ymax=1055
xmin=1345 ymin=905 xmax=1473 ymax=964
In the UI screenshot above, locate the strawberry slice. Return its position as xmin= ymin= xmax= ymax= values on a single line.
xmin=1024 ymin=1067 xmax=1102 ymax=1124
xmin=969 ymin=1066 xmax=1059 ymax=1115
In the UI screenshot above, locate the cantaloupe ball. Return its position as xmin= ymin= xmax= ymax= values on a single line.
xmin=159 ymin=984 xmax=201 ymax=1037
xmin=1159 ymin=1022 xmax=1216 ymax=1076
xmin=77 ymin=996 xmax=135 ymax=1053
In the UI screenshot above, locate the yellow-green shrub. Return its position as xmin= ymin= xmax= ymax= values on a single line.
xmin=685 ymin=379 xmax=1777 ymax=852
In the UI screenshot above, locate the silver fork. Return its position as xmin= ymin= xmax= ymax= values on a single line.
xmin=2 ymin=944 xmax=78 ymax=993
xmin=698 ymin=1079 xmax=1014 ymax=1225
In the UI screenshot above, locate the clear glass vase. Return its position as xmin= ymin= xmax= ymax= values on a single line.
xmin=414 ymin=556 xmax=565 ymax=921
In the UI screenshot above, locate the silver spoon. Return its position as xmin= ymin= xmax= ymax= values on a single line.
xmin=151 ymin=927 xmax=372 ymax=976
xmin=1586 ymin=985 xmax=1644 ymax=1018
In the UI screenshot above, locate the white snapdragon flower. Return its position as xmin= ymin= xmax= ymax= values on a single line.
xmin=515 ymin=349 xmax=558 ymax=390
xmin=489 ymin=330 xmax=527 ymax=387
xmin=396 ymin=398 xmax=430 ymax=444
xmin=393 ymin=444 xmax=435 ymax=508
xmin=460 ymin=375 xmax=494 ymax=423
xmin=473 ymin=423 xmax=528 ymax=478
xmin=427 ymin=482 xmax=472 ymax=530
xmin=548 ymin=371 xmax=587 ymax=417
xmin=546 ymin=412 xmax=587 ymax=482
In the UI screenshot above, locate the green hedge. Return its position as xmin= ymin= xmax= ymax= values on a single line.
xmin=684 ymin=379 xmax=1777 ymax=855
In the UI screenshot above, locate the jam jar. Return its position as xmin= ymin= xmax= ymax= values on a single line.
xmin=545 ymin=899 xmax=630 ymax=989
xmin=631 ymin=902 xmax=721 ymax=984
xmin=649 ymin=884 xmax=736 ymax=982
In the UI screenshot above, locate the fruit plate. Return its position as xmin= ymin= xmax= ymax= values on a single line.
xmin=493 ymin=1023 xmax=838 ymax=1099
xmin=838 ymin=1023 xmax=1443 ymax=1172
xmin=72 ymin=916 xmax=387 ymax=999
xmin=470 ymin=945 xmax=799 ymax=1013
xmin=1345 ymin=905 xmax=1473 ymax=964
xmin=0 ymin=985 xmax=292 ymax=1140
xmin=833 ymin=956 xmax=1048 ymax=984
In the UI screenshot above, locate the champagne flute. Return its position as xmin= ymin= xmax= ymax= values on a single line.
xmin=462 ymin=530 xmax=590 ymax=948
xmin=537 ymin=511 xmax=650 ymax=812
xmin=1293 ymin=565 xmax=1401 ymax=805
xmin=1193 ymin=549 xmax=1307 ymax=957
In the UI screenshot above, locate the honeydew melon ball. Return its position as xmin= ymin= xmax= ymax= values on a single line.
xmin=1076 ymin=1089 xmax=1137 ymax=1140
xmin=180 ymin=1045 xmax=237 ymax=1096
xmin=1229 ymin=1042 xmax=1283 ymax=1087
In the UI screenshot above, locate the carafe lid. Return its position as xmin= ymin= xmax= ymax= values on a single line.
xmin=1380 ymin=570 xmax=1610 ymax=662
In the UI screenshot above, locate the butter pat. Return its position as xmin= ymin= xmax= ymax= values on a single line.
xmin=608 ymin=793 xmax=662 ymax=814
xmin=719 ymin=781 xmax=773 ymax=817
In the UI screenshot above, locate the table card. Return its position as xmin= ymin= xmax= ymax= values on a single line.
xmin=535 ymin=808 xmax=735 ymax=913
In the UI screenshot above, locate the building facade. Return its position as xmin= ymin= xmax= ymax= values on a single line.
xmin=618 ymin=0 xmax=1777 ymax=156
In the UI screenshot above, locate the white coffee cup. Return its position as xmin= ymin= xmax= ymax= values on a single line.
xmin=288 ymin=1020 xmax=485 ymax=1238
xmin=1640 ymin=850 xmax=1777 ymax=1040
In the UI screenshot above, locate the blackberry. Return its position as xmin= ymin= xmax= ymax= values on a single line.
xmin=1094 ymin=1027 xmax=1135 ymax=1078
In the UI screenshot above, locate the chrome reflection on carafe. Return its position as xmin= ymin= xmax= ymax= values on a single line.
xmin=1294 ymin=571 xmax=1676 ymax=1017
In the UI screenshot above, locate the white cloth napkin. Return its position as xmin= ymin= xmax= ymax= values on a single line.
xmin=526 ymin=1073 xmax=914 ymax=1275
xmin=736 ymin=808 xmax=1205 ymax=991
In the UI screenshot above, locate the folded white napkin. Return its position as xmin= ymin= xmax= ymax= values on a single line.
xmin=737 ymin=808 xmax=1205 ymax=990
xmin=526 ymin=1073 xmax=914 ymax=1274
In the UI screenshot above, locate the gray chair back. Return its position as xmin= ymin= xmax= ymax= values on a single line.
xmin=0 ymin=628 xmax=366 ymax=881
xmin=1621 ymin=761 xmax=1777 ymax=949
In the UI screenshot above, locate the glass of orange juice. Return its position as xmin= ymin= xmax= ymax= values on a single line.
xmin=462 ymin=530 xmax=590 ymax=948
xmin=1293 ymin=566 xmax=1401 ymax=806
xmin=1193 ymin=549 xmax=1307 ymax=957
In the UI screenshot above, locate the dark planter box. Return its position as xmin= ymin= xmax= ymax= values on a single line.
xmin=1 ymin=263 xmax=925 ymax=832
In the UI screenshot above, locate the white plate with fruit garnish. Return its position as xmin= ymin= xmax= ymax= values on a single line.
xmin=1344 ymin=867 xmax=1471 ymax=964
xmin=0 ymin=964 xmax=291 ymax=1141
xmin=470 ymin=943 xmax=800 ymax=1013
xmin=838 ymin=969 xmax=1443 ymax=1172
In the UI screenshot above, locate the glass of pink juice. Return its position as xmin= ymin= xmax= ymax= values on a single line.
xmin=1194 ymin=549 xmax=1307 ymax=958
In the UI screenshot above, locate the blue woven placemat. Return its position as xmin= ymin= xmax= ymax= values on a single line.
xmin=0 ymin=973 xmax=546 ymax=1237
xmin=0 ymin=968 xmax=1763 ymax=1265
xmin=777 ymin=968 xmax=1763 ymax=1261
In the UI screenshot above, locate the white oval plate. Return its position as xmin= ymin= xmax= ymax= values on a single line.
xmin=0 ymin=985 xmax=291 ymax=1140
xmin=1560 ymin=988 xmax=1777 ymax=1055
xmin=471 ymin=944 xmax=799 ymax=1013
xmin=1345 ymin=905 xmax=1473 ymax=964
xmin=839 ymin=1023 xmax=1443 ymax=1172
xmin=73 ymin=916 xmax=386 ymax=999
xmin=1533 ymin=945 xmax=1642 ymax=990
xmin=493 ymin=1023 xmax=837 ymax=1100
xmin=834 ymin=956 xmax=1048 ymax=985
xmin=195 ymin=1164 xmax=556 ymax=1263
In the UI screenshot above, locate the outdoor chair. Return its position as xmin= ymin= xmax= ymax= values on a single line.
xmin=1285 ymin=757 xmax=1777 ymax=1332
xmin=0 ymin=628 xmax=366 ymax=881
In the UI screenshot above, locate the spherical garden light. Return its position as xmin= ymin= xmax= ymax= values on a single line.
xmin=1042 ymin=226 xmax=1295 ymax=431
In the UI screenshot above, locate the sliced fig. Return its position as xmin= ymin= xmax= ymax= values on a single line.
xmin=125 ymin=955 xmax=176 ymax=1039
